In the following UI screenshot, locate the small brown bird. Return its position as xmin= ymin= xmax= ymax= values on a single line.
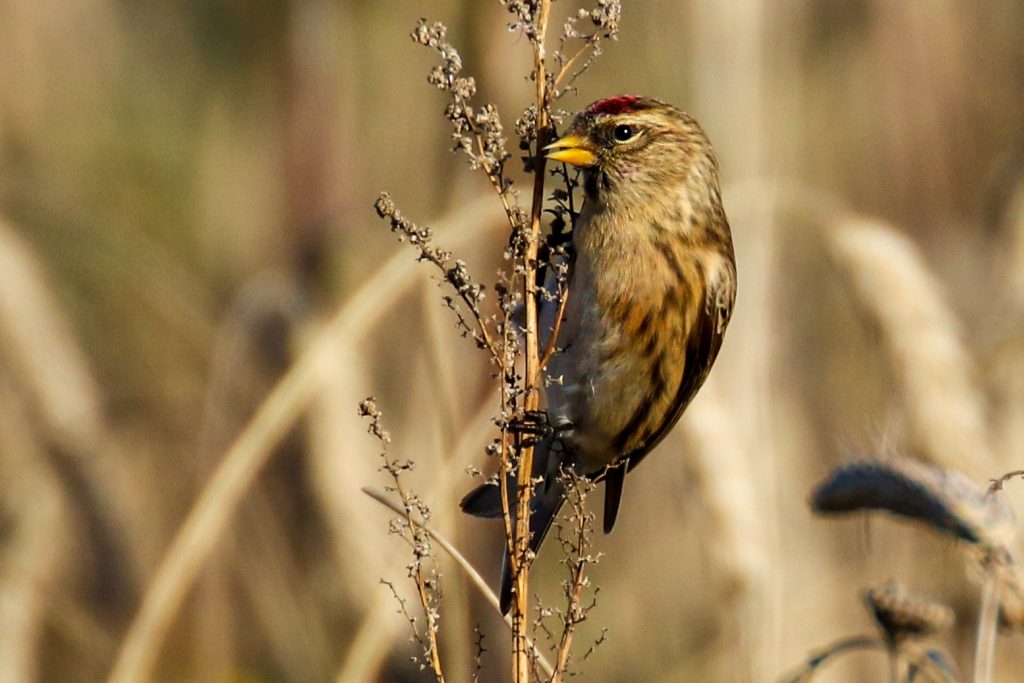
xmin=461 ymin=96 xmax=736 ymax=613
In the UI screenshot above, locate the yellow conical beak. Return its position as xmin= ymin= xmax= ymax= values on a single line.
xmin=544 ymin=134 xmax=598 ymax=167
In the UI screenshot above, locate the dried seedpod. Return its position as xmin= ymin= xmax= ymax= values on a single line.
xmin=863 ymin=580 xmax=954 ymax=645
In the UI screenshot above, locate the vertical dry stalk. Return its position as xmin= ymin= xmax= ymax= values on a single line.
xmin=679 ymin=384 xmax=770 ymax=682
xmin=511 ymin=3 xmax=553 ymax=680
xmin=827 ymin=217 xmax=992 ymax=476
xmin=549 ymin=474 xmax=597 ymax=683
xmin=1001 ymin=178 xmax=1024 ymax=304
xmin=973 ymin=573 xmax=999 ymax=683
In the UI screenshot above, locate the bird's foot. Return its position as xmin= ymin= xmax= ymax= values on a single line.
xmin=506 ymin=411 xmax=572 ymax=447
xmin=507 ymin=410 xmax=552 ymax=439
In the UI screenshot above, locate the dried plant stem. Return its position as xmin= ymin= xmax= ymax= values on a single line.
xmin=509 ymin=3 xmax=554 ymax=682
xmin=552 ymin=43 xmax=590 ymax=90
xmin=551 ymin=585 xmax=581 ymax=683
xmin=379 ymin=469 xmax=446 ymax=681
xmin=550 ymin=494 xmax=591 ymax=683
xmin=361 ymin=487 xmax=556 ymax=678
xmin=973 ymin=573 xmax=999 ymax=683
xmin=364 ymin=488 xmax=495 ymax=612
xmin=539 ymin=285 xmax=571 ymax=369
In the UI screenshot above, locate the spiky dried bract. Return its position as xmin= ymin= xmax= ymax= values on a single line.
xmin=810 ymin=458 xmax=1017 ymax=551
xmin=500 ymin=1 xmax=540 ymax=39
xmin=864 ymin=581 xmax=954 ymax=644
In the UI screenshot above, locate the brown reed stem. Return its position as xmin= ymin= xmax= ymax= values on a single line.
xmin=511 ymin=2 xmax=553 ymax=681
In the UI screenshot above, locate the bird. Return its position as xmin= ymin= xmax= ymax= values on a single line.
xmin=460 ymin=95 xmax=736 ymax=614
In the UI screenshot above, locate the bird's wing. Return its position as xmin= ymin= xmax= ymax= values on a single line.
xmin=624 ymin=253 xmax=736 ymax=475
xmin=600 ymin=268 xmax=729 ymax=529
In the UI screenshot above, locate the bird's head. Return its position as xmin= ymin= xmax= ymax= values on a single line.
xmin=545 ymin=96 xmax=716 ymax=206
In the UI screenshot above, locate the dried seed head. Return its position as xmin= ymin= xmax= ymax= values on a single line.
xmin=589 ymin=0 xmax=622 ymax=35
xmin=864 ymin=581 xmax=954 ymax=644
xmin=811 ymin=457 xmax=1017 ymax=552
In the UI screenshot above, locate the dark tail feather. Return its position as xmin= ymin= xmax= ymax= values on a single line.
xmin=499 ymin=474 xmax=566 ymax=614
xmin=459 ymin=478 xmax=509 ymax=519
xmin=602 ymin=463 xmax=626 ymax=533
xmin=460 ymin=435 xmax=573 ymax=615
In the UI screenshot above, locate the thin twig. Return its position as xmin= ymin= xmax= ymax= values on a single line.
xmin=988 ymin=470 xmax=1024 ymax=494
xmin=552 ymin=43 xmax=591 ymax=91
xmin=539 ymin=284 xmax=570 ymax=370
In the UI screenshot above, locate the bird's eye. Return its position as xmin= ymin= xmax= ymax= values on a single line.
xmin=613 ymin=124 xmax=638 ymax=143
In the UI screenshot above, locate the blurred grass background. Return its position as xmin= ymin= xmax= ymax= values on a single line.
xmin=2 ymin=1 xmax=1024 ymax=681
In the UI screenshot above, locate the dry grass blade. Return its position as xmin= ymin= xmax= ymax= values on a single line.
xmin=107 ymin=195 xmax=498 ymax=683
xmin=682 ymin=386 xmax=769 ymax=600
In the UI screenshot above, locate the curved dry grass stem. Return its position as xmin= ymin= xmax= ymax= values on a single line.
xmin=827 ymin=217 xmax=993 ymax=476
xmin=107 ymin=195 xmax=497 ymax=683
xmin=361 ymin=487 xmax=555 ymax=678
xmin=777 ymin=636 xmax=886 ymax=683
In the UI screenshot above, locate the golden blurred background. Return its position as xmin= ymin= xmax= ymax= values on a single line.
xmin=2 ymin=1 xmax=1024 ymax=681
